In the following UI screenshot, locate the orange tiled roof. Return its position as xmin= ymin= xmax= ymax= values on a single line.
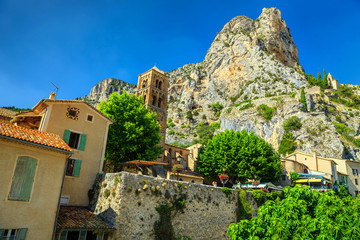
xmin=57 ymin=207 xmax=114 ymax=230
xmin=0 ymin=122 xmax=72 ymax=152
xmin=121 ymin=160 xmax=169 ymax=166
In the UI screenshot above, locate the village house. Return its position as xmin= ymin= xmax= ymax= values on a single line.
xmin=0 ymin=122 xmax=71 ymax=240
xmin=12 ymin=93 xmax=114 ymax=206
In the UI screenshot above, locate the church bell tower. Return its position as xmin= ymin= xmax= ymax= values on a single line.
xmin=135 ymin=66 xmax=169 ymax=152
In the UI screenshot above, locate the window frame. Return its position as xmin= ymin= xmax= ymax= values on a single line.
xmin=65 ymin=158 xmax=82 ymax=177
xmin=0 ymin=228 xmax=28 ymax=240
xmin=63 ymin=130 xmax=87 ymax=151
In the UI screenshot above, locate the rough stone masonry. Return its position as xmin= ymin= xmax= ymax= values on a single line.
xmin=89 ymin=172 xmax=254 ymax=240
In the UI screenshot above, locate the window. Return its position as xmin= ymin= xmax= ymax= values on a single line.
xmin=66 ymin=107 xmax=80 ymax=120
xmin=158 ymin=98 xmax=162 ymax=108
xmin=152 ymin=96 xmax=156 ymax=105
xmin=355 ymin=179 xmax=358 ymax=185
xmin=58 ymin=230 xmax=107 ymax=240
xmin=353 ymin=169 xmax=358 ymax=176
xmin=65 ymin=159 xmax=82 ymax=177
xmin=9 ymin=156 xmax=37 ymax=201
xmin=158 ymin=81 xmax=162 ymax=90
xmin=87 ymin=115 xmax=93 ymax=122
xmin=63 ymin=130 xmax=87 ymax=150
xmin=0 ymin=229 xmax=27 ymax=240
xmin=281 ymin=175 xmax=286 ymax=181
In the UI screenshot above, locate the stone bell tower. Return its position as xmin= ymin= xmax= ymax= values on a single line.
xmin=136 ymin=66 xmax=169 ymax=152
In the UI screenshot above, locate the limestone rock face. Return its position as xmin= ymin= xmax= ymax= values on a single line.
xmin=76 ymin=78 xmax=136 ymax=106
xmin=165 ymin=7 xmax=360 ymax=160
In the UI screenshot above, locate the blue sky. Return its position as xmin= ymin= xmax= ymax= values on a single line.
xmin=0 ymin=0 xmax=359 ymax=108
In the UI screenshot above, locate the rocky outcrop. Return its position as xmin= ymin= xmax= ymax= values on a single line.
xmin=76 ymin=78 xmax=136 ymax=106
xmin=165 ymin=7 xmax=360 ymax=160
xmin=79 ymin=7 xmax=360 ymax=160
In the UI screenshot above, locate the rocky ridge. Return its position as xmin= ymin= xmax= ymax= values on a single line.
xmin=76 ymin=78 xmax=136 ymax=106
xmin=80 ymin=7 xmax=360 ymax=160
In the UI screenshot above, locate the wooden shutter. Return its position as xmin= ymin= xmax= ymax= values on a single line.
xmin=18 ymin=228 xmax=28 ymax=240
xmin=79 ymin=134 xmax=87 ymax=150
xmin=19 ymin=157 xmax=37 ymax=201
xmin=63 ymin=129 xmax=71 ymax=144
xmin=73 ymin=160 xmax=82 ymax=177
xmin=9 ymin=157 xmax=27 ymax=200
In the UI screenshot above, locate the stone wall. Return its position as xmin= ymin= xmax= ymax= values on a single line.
xmin=89 ymin=172 xmax=250 ymax=240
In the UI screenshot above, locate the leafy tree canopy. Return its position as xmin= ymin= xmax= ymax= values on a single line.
xmin=197 ymin=130 xmax=281 ymax=183
xmin=228 ymin=185 xmax=360 ymax=239
xmin=99 ymin=92 xmax=163 ymax=166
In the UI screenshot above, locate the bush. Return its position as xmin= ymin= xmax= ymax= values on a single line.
xmin=278 ymin=133 xmax=297 ymax=156
xmin=252 ymin=190 xmax=266 ymax=205
xmin=257 ymin=104 xmax=276 ymax=121
xmin=283 ymin=116 xmax=302 ymax=132
xmin=186 ymin=111 xmax=193 ymax=120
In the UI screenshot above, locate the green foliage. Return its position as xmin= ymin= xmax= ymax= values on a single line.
xmin=332 ymin=85 xmax=360 ymax=109
xmin=99 ymin=92 xmax=163 ymax=167
xmin=300 ymin=87 xmax=308 ymax=111
xmin=257 ymin=104 xmax=276 ymax=121
xmin=193 ymin=123 xmax=218 ymax=145
xmin=168 ymin=118 xmax=173 ymax=123
xmin=239 ymin=103 xmax=254 ymax=111
xmin=333 ymin=121 xmax=356 ymax=144
xmin=210 ymin=102 xmax=224 ymax=116
xmin=197 ymin=130 xmax=281 ymax=183
xmin=186 ymin=111 xmax=193 ymax=120
xmin=290 ymin=172 xmax=299 ymax=182
xmin=104 ymin=189 xmax=110 ymax=198
xmin=154 ymin=203 xmax=175 ymax=240
xmin=237 ymin=190 xmax=254 ymax=220
xmin=354 ymin=138 xmax=360 ymax=148
xmin=168 ymin=130 xmax=175 ymax=135
xmin=221 ymin=187 xmax=232 ymax=197
xmin=283 ymin=116 xmax=302 ymax=132
xmin=2 ymin=106 xmax=31 ymax=112
xmin=278 ymin=133 xmax=297 ymax=156
xmin=252 ymin=190 xmax=266 ymax=206
xmin=228 ymin=185 xmax=360 ymax=239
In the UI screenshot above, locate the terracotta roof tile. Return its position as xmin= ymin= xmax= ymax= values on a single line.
xmin=57 ymin=207 xmax=114 ymax=230
xmin=0 ymin=122 xmax=72 ymax=152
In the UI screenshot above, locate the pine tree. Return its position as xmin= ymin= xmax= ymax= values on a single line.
xmin=323 ymin=69 xmax=328 ymax=89
xmin=300 ymin=87 xmax=308 ymax=111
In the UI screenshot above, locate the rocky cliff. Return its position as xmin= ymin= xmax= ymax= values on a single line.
xmin=76 ymin=78 xmax=136 ymax=106
xmin=81 ymin=7 xmax=360 ymax=160
xmin=165 ymin=7 xmax=360 ymax=160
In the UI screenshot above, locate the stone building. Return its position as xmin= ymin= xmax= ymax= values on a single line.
xmin=0 ymin=107 xmax=16 ymax=123
xmin=327 ymin=73 xmax=340 ymax=90
xmin=136 ymin=66 xmax=169 ymax=150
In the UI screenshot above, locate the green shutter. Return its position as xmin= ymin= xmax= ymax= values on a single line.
xmin=73 ymin=160 xmax=82 ymax=177
xmin=9 ymin=157 xmax=27 ymax=200
xmin=79 ymin=134 xmax=87 ymax=150
xmin=19 ymin=157 xmax=37 ymax=201
xmin=18 ymin=228 xmax=28 ymax=240
xmin=0 ymin=229 xmax=4 ymax=238
xmin=63 ymin=129 xmax=71 ymax=144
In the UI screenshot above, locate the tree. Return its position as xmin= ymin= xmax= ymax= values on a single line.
xmin=300 ymin=87 xmax=308 ymax=111
xmin=99 ymin=92 xmax=163 ymax=167
xmin=228 ymin=185 xmax=360 ymax=239
xmin=278 ymin=132 xmax=297 ymax=156
xmin=323 ymin=69 xmax=328 ymax=89
xmin=197 ymin=130 xmax=281 ymax=183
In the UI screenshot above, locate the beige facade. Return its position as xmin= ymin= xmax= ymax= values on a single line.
xmin=278 ymin=158 xmax=309 ymax=186
xmin=284 ymin=152 xmax=338 ymax=183
xmin=187 ymin=143 xmax=203 ymax=171
xmin=331 ymin=158 xmax=360 ymax=197
xmin=327 ymin=73 xmax=340 ymax=90
xmin=13 ymin=99 xmax=113 ymax=206
xmin=135 ymin=66 xmax=169 ymax=150
xmin=0 ymin=134 xmax=70 ymax=239
xmin=164 ymin=143 xmax=189 ymax=167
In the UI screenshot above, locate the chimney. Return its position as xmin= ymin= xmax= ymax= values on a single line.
xmin=49 ymin=92 xmax=56 ymax=100
xmin=313 ymin=151 xmax=318 ymax=171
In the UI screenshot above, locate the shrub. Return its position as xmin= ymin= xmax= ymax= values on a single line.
xmin=168 ymin=130 xmax=175 ymax=135
xmin=252 ymin=190 xmax=266 ymax=205
xmin=257 ymin=104 xmax=276 ymax=121
xmin=186 ymin=111 xmax=193 ymax=120
xmin=278 ymin=133 xmax=297 ymax=156
xmin=283 ymin=116 xmax=302 ymax=132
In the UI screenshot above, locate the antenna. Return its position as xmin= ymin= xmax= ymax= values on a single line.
xmin=50 ymin=82 xmax=59 ymax=99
